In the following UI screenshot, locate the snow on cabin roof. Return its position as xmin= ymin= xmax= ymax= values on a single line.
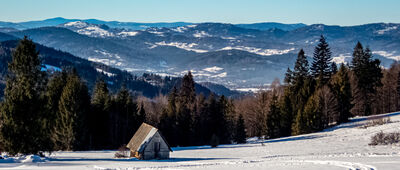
xmin=127 ymin=123 xmax=172 ymax=152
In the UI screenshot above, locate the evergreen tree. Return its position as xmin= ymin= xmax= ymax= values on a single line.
xmin=291 ymin=78 xmax=316 ymax=135
xmin=266 ymin=93 xmax=281 ymax=138
xmin=178 ymin=71 xmax=196 ymax=108
xmin=46 ymin=70 xmax=68 ymax=150
xmin=234 ymin=114 xmax=246 ymax=144
xmin=292 ymin=108 xmax=308 ymax=135
xmin=138 ymin=102 xmax=146 ymax=124
xmin=55 ymin=69 xmax=90 ymax=150
xmin=292 ymin=49 xmax=314 ymax=117
xmin=0 ymin=37 xmax=48 ymax=155
xmin=217 ymin=95 xmax=231 ymax=144
xmin=351 ymin=43 xmax=383 ymax=115
xmin=193 ymin=93 xmax=208 ymax=145
xmin=176 ymin=72 xmax=196 ymax=146
xmin=113 ymin=86 xmax=138 ymax=145
xmin=293 ymin=49 xmax=309 ymax=83
xmin=330 ymin=64 xmax=352 ymax=123
xmin=206 ymin=93 xmax=219 ymax=144
xmin=90 ymin=79 xmax=111 ymax=149
xmin=311 ymin=35 xmax=333 ymax=85
xmin=159 ymin=87 xmax=178 ymax=146
xmin=284 ymin=67 xmax=293 ymax=85
xmin=279 ymin=89 xmax=294 ymax=137
xmin=167 ymin=86 xmax=178 ymax=117
xmin=280 ymin=49 xmax=311 ymax=137
xmin=331 ymin=63 xmax=338 ymax=74
xmin=302 ymin=92 xmax=324 ymax=132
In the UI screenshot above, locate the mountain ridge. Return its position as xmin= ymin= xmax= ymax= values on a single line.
xmin=1 ymin=18 xmax=399 ymax=89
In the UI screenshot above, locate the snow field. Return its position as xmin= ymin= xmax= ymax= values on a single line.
xmin=1 ymin=112 xmax=400 ymax=169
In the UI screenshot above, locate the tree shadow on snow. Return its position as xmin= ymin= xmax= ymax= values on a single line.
xmin=172 ymin=144 xmax=254 ymax=151
xmin=262 ymin=135 xmax=323 ymax=144
xmin=323 ymin=111 xmax=400 ymax=132
xmin=48 ymin=157 xmax=232 ymax=162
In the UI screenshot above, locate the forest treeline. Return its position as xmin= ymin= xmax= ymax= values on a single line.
xmin=1 ymin=35 xmax=400 ymax=155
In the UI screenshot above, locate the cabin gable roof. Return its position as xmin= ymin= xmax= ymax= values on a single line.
xmin=127 ymin=123 xmax=172 ymax=152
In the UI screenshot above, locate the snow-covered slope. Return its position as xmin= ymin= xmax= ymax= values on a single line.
xmin=2 ymin=112 xmax=400 ymax=169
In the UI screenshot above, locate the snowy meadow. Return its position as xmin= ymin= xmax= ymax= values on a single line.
xmin=2 ymin=112 xmax=400 ymax=170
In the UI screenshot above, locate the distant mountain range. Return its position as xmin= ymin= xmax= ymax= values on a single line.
xmin=0 ymin=39 xmax=218 ymax=98
xmin=0 ymin=17 xmax=306 ymax=31
xmin=0 ymin=17 xmax=399 ymax=89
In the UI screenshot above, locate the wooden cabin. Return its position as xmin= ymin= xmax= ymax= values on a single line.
xmin=126 ymin=123 xmax=172 ymax=160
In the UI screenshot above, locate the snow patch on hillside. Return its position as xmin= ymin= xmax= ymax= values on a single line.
xmin=220 ymin=46 xmax=295 ymax=56
xmin=332 ymin=54 xmax=352 ymax=64
xmin=376 ymin=26 xmax=398 ymax=35
xmin=373 ymin=51 xmax=400 ymax=61
xmin=117 ymin=31 xmax=138 ymax=37
xmin=193 ymin=31 xmax=212 ymax=38
xmin=63 ymin=21 xmax=88 ymax=28
xmin=171 ymin=26 xmax=188 ymax=33
xmin=187 ymin=24 xmax=197 ymax=28
xmin=77 ymin=26 xmax=113 ymax=37
xmin=203 ymin=66 xmax=224 ymax=73
xmin=148 ymin=30 xmax=165 ymax=36
xmin=95 ymin=68 xmax=116 ymax=77
xmin=212 ymin=72 xmax=227 ymax=78
xmin=92 ymin=50 xmax=123 ymax=66
xmin=236 ymin=87 xmax=268 ymax=93
xmin=153 ymin=41 xmax=208 ymax=53
xmin=221 ymin=36 xmax=236 ymax=40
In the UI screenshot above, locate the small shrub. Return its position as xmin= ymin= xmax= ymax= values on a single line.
xmin=369 ymin=131 xmax=400 ymax=145
xmin=114 ymin=145 xmax=129 ymax=158
xmin=360 ymin=117 xmax=391 ymax=129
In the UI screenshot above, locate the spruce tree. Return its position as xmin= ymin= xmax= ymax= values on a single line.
xmin=280 ymin=49 xmax=311 ymax=137
xmin=291 ymin=78 xmax=316 ymax=135
xmin=266 ymin=93 xmax=281 ymax=138
xmin=56 ymin=69 xmax=90 ymax=150
xmin=284 ymin=67 xmax=293 ymax=85
xmin=302 ymin=92 xmax=324 ymax=132
xmin=46 ymin=70 xmax=68 ymax=150
xmin=113 ymin=85 xmax=138 ymax=145
xmin=293 ymin=49 xmax=309 ymax=83
xmin=167 ymin=86 xmax=178 ymax=117
xmin=90 ymin=79 xmax=111 ymax=149
xmin=234 ymin=114 xmax=246 ymax=144
xmin=206 ymin=93 xmax=218 ymax=144
xmin=331 ymin=63 xmax=338 ymax=74
xmin=176 ymin=72 xmax=196 ymax=146
xmin=0 ymin=37 xmax=48 ymax=155
xmin=311 ymin=35 xmax=333 ymax=86
xmin=217 ymin=95 xmax=231 ymax=144
xmin=178 ymin=71 xmax=196 ymax=107
xmin=159 ymin=87 xmax=178 ymax=146
xmin=279 ymin=89 xmax=294 ymax=137
xmin=351 ymin=43 xmax=383 ymax=115
xmin=193 ymin=93 xmax=208 ymax=145
xmin=292 ymin=49 xmax=312 ymax=116
xmin=138 ymin=102 xmax=146 ymax=125
xmin=330 ymin=64 xmax=352 ymax=123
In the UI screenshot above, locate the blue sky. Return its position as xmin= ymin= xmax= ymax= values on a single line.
xmin=1 ymin=0 xmax=399 ymax=25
